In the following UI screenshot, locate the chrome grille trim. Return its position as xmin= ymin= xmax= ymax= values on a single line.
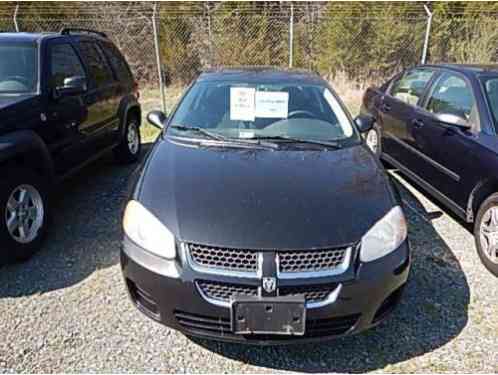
xmin=184 ymin=243 xmax=262 ymax=279
xmin=184 ymin=243 xmax=352 ymax=279
xmin=195 ymin=280 xmax=343 ymax=309
xmin=277 ymin=247 xmax=352 ymax=279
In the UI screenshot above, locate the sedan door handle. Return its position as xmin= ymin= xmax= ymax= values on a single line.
xmin=412 ymin=119 xmax=424 ymax=129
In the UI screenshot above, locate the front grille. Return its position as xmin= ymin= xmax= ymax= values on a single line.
xmin=188 ymin=243 xmax=259 ymax=273
xmin=197 ymin=280 xmax=258 ymax=301
xmin=279 ymin=284 xmax=338 ymax=304
xmin=197 ymin=280 xmax=337 ymax=305
xmin=175 ymin=310 xmax=360 ymax=339
xmin=278 ymin=248 xmax=348 ymax=274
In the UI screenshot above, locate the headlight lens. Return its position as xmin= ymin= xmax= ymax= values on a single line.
xmin=123 ymin=200 xmax=176 ymax=259
xmin=360 ymin=206 xmax=407 ymax=262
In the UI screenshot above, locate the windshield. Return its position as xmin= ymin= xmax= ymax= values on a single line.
xmin=0 ymin=43 xmax=38 ymax=94
xmin=168 ymin=81 xmax=359 ymax=146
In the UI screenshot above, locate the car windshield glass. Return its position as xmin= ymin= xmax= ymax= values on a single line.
xmin=167 ymin=81 xmax=360 ymax=146
xmin=483 ymin=77 xmax=498 ymax=127
xmin=0 ymin=43 xmax=38 ymax=94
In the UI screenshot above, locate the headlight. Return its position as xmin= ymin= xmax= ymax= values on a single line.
xmin=123 ymin=200 xmax=176 ymax=259
xmin=360 ymin=206 xmax=407 ymax=262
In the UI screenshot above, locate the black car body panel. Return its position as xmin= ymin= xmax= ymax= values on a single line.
xmin=139 ymin=140 xmax=395 ymax=250
xmin=121 ymin=68 xmax=410 ymax=344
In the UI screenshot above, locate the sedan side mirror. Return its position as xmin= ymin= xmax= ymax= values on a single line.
xmin=354 ymin=114 xmax=375 ymax=133
xmin=147 ymin=110 xmax=167 ymax=130
xmin=434 ymin=113 xmax=471 ymax=130
xmin=55 ymin=76 xmax=87 ymax=98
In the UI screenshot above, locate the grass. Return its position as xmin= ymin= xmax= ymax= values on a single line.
xmin=138 ymin=77 xmax=368 ymax=143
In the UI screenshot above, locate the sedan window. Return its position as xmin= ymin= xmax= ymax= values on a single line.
xmin=426 ymin=73 xmax=476 ymax=122
xmin=390 ymin=69 xmax=434 ymax=106
xmin=482 ymin=78 xmax=498 ymax=127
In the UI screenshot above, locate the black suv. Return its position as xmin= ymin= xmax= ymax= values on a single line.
xmin=0 ymin=29 xmax=142 ymax=264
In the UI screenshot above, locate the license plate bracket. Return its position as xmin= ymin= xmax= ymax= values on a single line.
xmin=231 ymin=295 xmax=306 ymax=335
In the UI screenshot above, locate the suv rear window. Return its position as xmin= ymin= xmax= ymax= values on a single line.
xmin=76 ymin=41 xmax=114 ymax=88
xmin=101 ymin=42 xmax=133 ymax=83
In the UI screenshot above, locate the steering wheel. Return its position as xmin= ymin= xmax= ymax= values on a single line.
xmin=3 ymin=75 xmax=31 ymax=87
xmin=288 ymin=110 xmax=315 ymax=119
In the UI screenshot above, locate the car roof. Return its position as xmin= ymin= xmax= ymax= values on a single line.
xmin=197 ymin=66 xmax=326 ymax=85
xmin=0 ymin=32 xmax=55 ymax=43
xmin=0 ymin=31 xmax=109 ymax=44
xmin=422 ymin=63 xmax=498 ymax=77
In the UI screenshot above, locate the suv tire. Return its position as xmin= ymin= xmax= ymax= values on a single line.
xmin=114 ymin=115 xmax=141 ymax=163
xmin=474 ymin=193 xmax=498 ymax=277
xmin=0 ymin=167 xmax=50 ymax=264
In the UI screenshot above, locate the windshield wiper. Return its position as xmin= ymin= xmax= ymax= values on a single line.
xmin=170 ymin=125 xmax=228 ymax=141
xmin=170 ymin=125 xmax=279 ymax=149
xmin=247 ymin=135 xmax=342 ymax=149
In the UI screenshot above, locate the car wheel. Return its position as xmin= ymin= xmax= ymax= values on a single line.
xmin=0 ymin=167 xmax=50 ymax=264
xmin=474 ymin=193 xmax=498 ymax=277
xmin=365 ymin=124 xmax=381 ymax=157
xmin=114 ymin=116 xmax=141 ymax=163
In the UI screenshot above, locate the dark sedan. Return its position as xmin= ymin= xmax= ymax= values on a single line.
xmin=121 ymin=67 xmax=410 ymax=344
xmin=362 ymin=63 xmax=498 ymax=277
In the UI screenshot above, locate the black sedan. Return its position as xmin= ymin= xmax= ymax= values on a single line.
xmin=362 ymin=63 xmax=498 ymax=277
xmin=121 ymin=67 xmax=410 ymax=344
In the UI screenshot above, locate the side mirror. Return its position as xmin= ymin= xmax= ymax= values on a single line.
xmin=147 ymin=110 xmax=167 ymax=130
xmin=55 ymin=76 xmax=87 ymax=97
xmin=354 ymin=114 xmax=375 ymax=133
xmin=434 ymin=113 xmax=471 ymax=129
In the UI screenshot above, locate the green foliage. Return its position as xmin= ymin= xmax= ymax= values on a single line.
xmin=5 ymin=2 xmax=498 ymax=85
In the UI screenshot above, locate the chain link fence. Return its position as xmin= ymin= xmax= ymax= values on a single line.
xmin=2 ymin=3 xmax=498 ymax=112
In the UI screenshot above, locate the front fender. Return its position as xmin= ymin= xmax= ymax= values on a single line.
xmin=0 ymin=130 xmax=55 ymax=182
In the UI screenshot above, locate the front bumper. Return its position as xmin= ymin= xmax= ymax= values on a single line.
xmin=121 ymin=237 xmax=410 ymax=345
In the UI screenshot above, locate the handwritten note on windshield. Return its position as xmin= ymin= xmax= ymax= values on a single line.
xmin=230 ymin=87 xmax=256 ymax=121
xmin=255 ymin=91 xmax=289 ymax=118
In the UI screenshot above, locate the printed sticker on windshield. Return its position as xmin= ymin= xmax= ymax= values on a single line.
xmin=230 ymin=87 xmax=256 ymax=121
xmin=255 ymin=91 xmax=289 ymax=118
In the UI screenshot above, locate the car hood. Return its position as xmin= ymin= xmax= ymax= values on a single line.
xmin=138 ymin=139 xmax=397 ymax=250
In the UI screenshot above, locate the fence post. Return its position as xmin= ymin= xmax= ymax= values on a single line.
xmin=152 ymin=3 xmax=166 ymax=113
xmin=13 ymin=2 xmax=19 ymax=32
xmin=421 ymin=4 xmax=433 ymax=64
xmin=288 ymin=3 xmax=294 ymax=68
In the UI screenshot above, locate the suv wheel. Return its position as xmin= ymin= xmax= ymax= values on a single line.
xmin=0 ymin=168 xmax=49 ymax=264
xmin=474 ymin=193 xmax=498 ymax=277
xmin=114 ymin=116 xmax=141 ymax=163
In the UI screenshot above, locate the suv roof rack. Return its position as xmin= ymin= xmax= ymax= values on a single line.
xmin=60 ymin=28 xmax=107 ymax=38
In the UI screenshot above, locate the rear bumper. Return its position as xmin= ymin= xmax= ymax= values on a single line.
xmin=121 ymin=237 xmax=410 ymax=345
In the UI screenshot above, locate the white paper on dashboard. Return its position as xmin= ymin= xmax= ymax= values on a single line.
xmin=255 ymin=91 xmax=289 ymax=118
xmin=230 ymin=87 xmax=256 ymax=121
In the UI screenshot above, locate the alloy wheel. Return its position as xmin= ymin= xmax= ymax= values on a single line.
xmin=5 ymin=184 xmax=44 ymax=244
xmin=479 ymin=206 xmax=498 ymax=264
xmin=127 ymin=122 xmax=140 ymax=155
xmin=366 ymin=128 xmax=379 ymax=154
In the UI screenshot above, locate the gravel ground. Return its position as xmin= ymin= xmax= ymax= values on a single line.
xmin=0 ymin=146 xmax=497 ymax=373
